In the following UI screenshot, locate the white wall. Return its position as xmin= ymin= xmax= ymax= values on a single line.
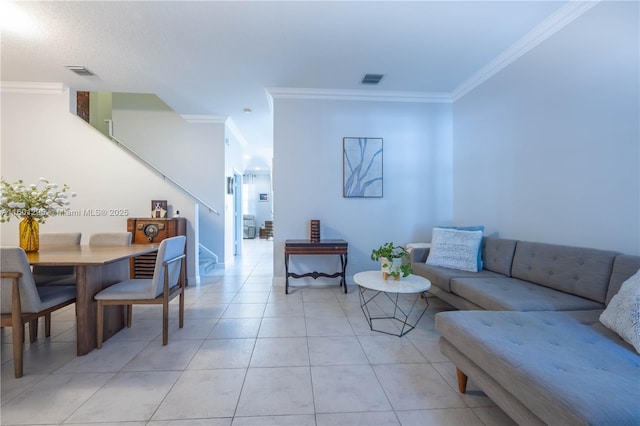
xmin=224 ymin=125 xmax=245 ymax=264
xmin=89 ymin=91 xmax=112 ymax=138
xmin=111 ymin=93 xmax=226 ymax=262
xmin=453 ymin=1 xmax=640 ymax=255
xmin=273 ymin=98 xmax=453 ymax=281
xmin=0 ymin=88 xmax=200 ymax=282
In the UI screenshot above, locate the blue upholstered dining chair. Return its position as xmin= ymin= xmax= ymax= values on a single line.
xmin=32 ymin=232 xmax=81 ymax=287
xmin=1 ymin=247 xmax=76 ymax=378
xmin=94 ymin=235 xmax=186 ymax=348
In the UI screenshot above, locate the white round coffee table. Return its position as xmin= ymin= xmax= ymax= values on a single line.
xmin=354 ymin=271 xmax=431 ymax=337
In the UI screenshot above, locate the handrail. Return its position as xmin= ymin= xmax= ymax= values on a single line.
xmin=199 ymin=243 xmax=218 ymax=264
xmin=105 ymin=120 xmax=220 ymax=216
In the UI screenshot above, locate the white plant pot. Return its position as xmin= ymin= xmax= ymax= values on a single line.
xmin=381 ymin=257 xmax=402 ymax=280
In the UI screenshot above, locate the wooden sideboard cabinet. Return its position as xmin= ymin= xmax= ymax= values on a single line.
xmin=127 ymin=217 xmax=187 ymax=281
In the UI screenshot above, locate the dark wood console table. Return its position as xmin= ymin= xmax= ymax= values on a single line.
xmin=284 ymin=239 xmax=348 ymax=294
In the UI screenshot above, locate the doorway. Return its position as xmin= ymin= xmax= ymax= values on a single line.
xmin=233 ymin=171 xmax=242 ymax=256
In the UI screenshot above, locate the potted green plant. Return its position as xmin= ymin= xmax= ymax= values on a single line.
xmin=370 ymin=242 xmax=413 ymax=280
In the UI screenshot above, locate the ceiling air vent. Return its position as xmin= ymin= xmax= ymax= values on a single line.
xmin=361 ymin=74 xmax=384 ymax=85
xmin=65 ymin=66 xmax=94 ymax=76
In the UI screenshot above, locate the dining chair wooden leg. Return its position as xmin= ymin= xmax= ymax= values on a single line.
xmin=29 ymin=319 xmax=38 ymax=343
xmin=162 ymin=299 xmax=169 ymax=346
xmin=96 ymin=301 xmax=103 ymax=349
xmin=12 ymin=328 xmax=23 ymax=378
xmin=45 ymin=313 xmax=52 ymax=337
xmin=127 ymin=305 xmax=133 ymax=328
xmin=179 ymin=291 xmax=184 ymax=329
xmin=11 ymin=311 xmax=23 ymax=378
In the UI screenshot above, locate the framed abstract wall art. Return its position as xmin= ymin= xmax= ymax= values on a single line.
xmin=343 ymin=137 xmax=383 ymax=198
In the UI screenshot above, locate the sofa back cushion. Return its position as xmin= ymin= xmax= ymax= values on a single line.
xmin=606 ymin=255 xmax=640 ymax=305
xmin=481 ymin=238 xmax=517 ymax=276
xmin=511 ymin=241 xmax=617 ymax=303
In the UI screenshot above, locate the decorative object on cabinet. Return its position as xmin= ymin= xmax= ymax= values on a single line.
xmin=127 ymin=217 xmax=187 ymax=282
xmin=310 ymin=220 xmax=320 ymax=242
xmin=151 ymin=200 xmax=167 ymax=218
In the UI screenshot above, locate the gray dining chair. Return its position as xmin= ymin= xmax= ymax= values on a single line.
xmin=33 ymin=232 xmax=81 ymax=287
xmin=1 ymin=247 xmax=76 ymax=378
xmin=94 ymin=235 xmax=186 ymax=348
xmin=88 ymin=232 xmax=132 ymax=246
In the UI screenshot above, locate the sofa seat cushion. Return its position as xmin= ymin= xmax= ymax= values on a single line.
xmin=450 ymin=277 xmax=605 ymax=311
xmin=435 ymin=310 xmax=640 ymax=425
xmin=412 ymin=262 xmax=502 ymax=293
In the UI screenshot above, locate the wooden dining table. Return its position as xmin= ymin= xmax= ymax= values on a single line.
xmin=26 ymin=244 xmax=159 ymax=356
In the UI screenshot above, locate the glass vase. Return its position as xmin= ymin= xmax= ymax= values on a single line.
xmin=19 ymin=216 xmax=39 ymax=253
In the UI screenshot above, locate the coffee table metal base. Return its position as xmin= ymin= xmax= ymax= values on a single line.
xmin=358 ymin=287 xmax=429 ymax=337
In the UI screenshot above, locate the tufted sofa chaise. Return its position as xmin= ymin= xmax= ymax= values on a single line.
xmin=411 ymin=238 xmax=640 ymax=425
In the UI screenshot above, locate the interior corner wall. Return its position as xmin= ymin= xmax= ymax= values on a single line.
xmin=224 ymin=127 xmax=245 ymax=265
xmin=453 ymin=1 xmax=640 ymax=255
xmin=272 ymin=98 xmax=453 ymax=280
xmin=0 ymin=89 xmax=200 ymax=281
xmin=111 ymin=93 xmax=226 ymax=263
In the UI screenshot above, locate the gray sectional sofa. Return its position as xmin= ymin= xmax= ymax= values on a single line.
xmin=411 ymin=238 xmax=640 ymax=425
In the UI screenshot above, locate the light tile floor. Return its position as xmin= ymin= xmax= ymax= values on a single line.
xmin=1 ymin=239 xmax=517 ymax=425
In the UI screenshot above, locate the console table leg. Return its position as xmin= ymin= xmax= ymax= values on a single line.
xmin=285 ymin=253 xmax=290 ymax=294
xmin=342 ymin=253 xmax=348 ymax=293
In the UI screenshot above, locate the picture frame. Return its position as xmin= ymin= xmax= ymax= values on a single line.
xmin=343 ymin=137 xmax=383 ymax=198
xmin=227 ymin=176 xmax=234 ymax=194
xmin=151 ymin=200 xmax=167 ymax=218
xmin=259 ymin=193 xmax=269 ymax=202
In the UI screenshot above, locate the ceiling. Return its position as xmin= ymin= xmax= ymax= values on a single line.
xmin=1 ymin=1 xmax=569 ymax=172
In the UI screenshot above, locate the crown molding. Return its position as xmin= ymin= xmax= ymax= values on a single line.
xmin=0 ymin=81 xmax=67 ymax=94
xmin=266 ymin=87 xmax=452 ymax=104
xmin=180 ymin=114 xmax=227 ymax=124
xmin=452 ymin=0 xmax=600 ymax=101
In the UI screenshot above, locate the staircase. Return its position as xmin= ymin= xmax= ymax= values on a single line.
xmin=199 ymin=245 xmax=218 ymax=276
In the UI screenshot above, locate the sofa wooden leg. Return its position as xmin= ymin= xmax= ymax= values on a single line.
xmin=456 ymin=367 xmax=468 ymax=393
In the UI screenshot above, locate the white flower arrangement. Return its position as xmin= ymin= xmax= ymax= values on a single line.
xmin=0 ymin=177 xmax=76 ymax=223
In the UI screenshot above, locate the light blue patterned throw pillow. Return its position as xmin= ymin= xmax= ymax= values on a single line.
xmin=600 ymin=269 xmax=640 ymax=354
xmin=426 ymin=227 xmax=483 ymax=272
xmin=439 ymin=225 xmax=484 ymax=270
